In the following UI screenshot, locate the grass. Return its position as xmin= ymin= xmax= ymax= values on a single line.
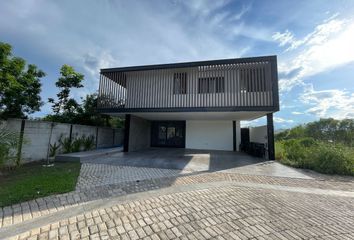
xmin=275 ymin=139 xmax=354 ymax=176
xmin=0 ymin=161 xmax=81 ymax=207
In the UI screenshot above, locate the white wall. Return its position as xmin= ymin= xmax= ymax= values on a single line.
xmin=250 ymin=125 xmax=267 ymax=144
xmin=186 ymin=120 xmax=234 ymax=151
xmin=3 ymin=119 xmax=124 ymax=163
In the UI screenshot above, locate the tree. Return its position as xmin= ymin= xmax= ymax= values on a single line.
xmin=48 ymin=64 xmax=84 ymax=115
xmin=275 ymin=118 xmax=354 ymax=146
xmin=0 ymin=42 xmax=45 ymax=119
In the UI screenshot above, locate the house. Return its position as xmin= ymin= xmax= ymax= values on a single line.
xmin=97 ymin=55 xmax=279 ymax=159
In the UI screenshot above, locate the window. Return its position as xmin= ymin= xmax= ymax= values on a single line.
xmin=198 ymin=77 xmax=225 ymax=93
xmin=173 ymin=72 xmax=187 ymax=94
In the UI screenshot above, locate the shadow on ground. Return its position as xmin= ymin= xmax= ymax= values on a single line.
xmin=82 ymin=147 xmax=313 ymax=179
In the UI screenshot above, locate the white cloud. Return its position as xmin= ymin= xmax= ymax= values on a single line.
xmin=272 ymin=30 xmax=296 ymax=48
xmin=181 ymin=0 xmax=230 ymax=17
xmin=275 ymin=16 xmax=354 ymax=92
xmin=291 ymin=112 xmax=303 ymax=115
xmin=230 ymin=4 xmax=251 ymax=21
xmin=0 ymin=0 xmax=252 ymax=105
xmin=274 ymin=117 xmax=294 ymax=123
xmin=300 ymin=84 xmax=354 ymax=119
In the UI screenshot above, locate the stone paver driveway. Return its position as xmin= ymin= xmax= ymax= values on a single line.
xmin=1 ymin=150 xmax=354 ymax=239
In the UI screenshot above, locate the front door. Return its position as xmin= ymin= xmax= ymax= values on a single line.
xmin=151 ymin=121 xmax=185 ymax=148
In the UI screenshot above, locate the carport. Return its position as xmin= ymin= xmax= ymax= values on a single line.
xmin=93 ymin=148 xmax=265 ymax=172
xmin=81 ymin=147 xmax=310 ymax=179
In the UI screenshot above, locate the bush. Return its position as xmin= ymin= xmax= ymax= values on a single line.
xmin=311 ymin=144 xmax=353 ymax=175
xmin=71 ymin=138 xmax=82 ymax=153
xmin=82 ymin=135 xmax=95 ymax=151
xmin=49 ymin=142 xmax=60 ymax=157
xmin=56 ymin=134 xmax=95 ymax=154
xmin=276 ymin=138 xmax=354 ymax=176
xmin=59 ymin=136 xmax=72 ymax=154
xmin=282 ymin=138 xmax=317 ymax=169
xmin=0 ymin=126 xmax=21 ymax=167
xmin=275 ymin=141 xmax=285 ymax=160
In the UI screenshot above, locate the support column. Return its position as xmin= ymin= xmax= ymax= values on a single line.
xmin=267 ymin=113 xmax=275 ymax=160
xmin=123 ymin=114 xmax=131 ymax=152
xmin=232 ymin=121 xmax=236 ymax=151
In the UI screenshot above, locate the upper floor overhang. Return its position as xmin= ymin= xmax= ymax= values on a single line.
xmin=97 ymin=55 xmax=279 ymax=114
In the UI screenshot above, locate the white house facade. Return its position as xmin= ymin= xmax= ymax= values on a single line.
xmin=97 ymin=56 xmax=279 ymax=159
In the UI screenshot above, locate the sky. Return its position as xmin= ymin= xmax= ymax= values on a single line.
xmin=1 ymin=0 xmax=354 ymax=129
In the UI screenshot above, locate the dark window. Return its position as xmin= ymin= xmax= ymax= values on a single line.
xmin=198 ymin=77 xmax=225 ymax=93
xmin=173 ymin=72 xmax=187 ymax=94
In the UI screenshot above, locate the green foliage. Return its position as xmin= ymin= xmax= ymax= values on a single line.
xmin=59 ymin=136 xmax=72 ymax=154
xmin=275 ymin=118 xmax=354 ymax=147
xmin=71 ymin=138 xmax=82 ymax=153
xmin=282 ymin=138 xmax=317 ymax=169
xmin=277 ymin=138 xmax=354 ymax=176
xmin=0 ymin=42 xmax=45 ymax=119
xmin=0 ymin=125 xmax=20 ymax=167
xmin=56 ymin=134 xmax=95 ymax=154
xmin=82 ymin=135 xmax=95 ymax=151
xmin=48 ymin=64 xmax=84 ymax=115
xmin=275 ymin=141 xmax=285 ymax=160
xmin=311 ymin=143 xmax=353 ymax=175
xmin=44 ymin=93 xmax=123 ymax=127
xmin=49 ymin=142 xmax=60 ymax=157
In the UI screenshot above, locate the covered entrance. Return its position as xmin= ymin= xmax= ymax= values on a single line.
xmin=151 ymin=121 xmax=185 ymax=148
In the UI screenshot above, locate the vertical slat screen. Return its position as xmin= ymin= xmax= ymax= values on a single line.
xmin=98 ymin=60 xmax=275 ymax=110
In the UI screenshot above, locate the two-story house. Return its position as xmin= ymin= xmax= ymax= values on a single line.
xmin=97 ymin=55 xmax=279 ymax=159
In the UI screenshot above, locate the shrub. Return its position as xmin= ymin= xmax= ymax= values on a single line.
xmin=82 ymin=135 xmax=95 ymax=151
xmin=0 ymin=126 xmax=21 ymax=167
xmin=311 ymin=144 xmax=354 ymax=175
xmin=57 ymin=134 xmax=96 ymax=154
xmin=282 ymin=138 xmax=317 ymax=169
xmin=71 ymin=138 xmax=82 ymax=153
xmin=49 ymin=142 xmax=60 ymax=157
xmin=275 ymin=141 xmax=285 ymax=160
xmin=277 ymin=138 xmax=354 ymax=176
xmin=59 ymin=136 xmax=72 ymax=154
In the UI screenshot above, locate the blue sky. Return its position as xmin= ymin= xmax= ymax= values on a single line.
xmin=1 ymin=0 xmax=354 ymax=129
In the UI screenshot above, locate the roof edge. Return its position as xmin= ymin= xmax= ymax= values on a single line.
xmin=100 ymin=55 xmax=277 ymax=73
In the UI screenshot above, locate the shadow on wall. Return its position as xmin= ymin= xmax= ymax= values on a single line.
xmin=2 ymin=118 xmax=124 ymax=163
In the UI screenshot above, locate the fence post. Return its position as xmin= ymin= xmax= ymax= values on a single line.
xmin=16 ymin=119 xmax=25 ymax=165
xmin=112 ymin=128 xmax=115 ymax=147
xmin=95 ymin=127 xmax=99 ymax=149
xmin=69 ymin=124 xmax=73 ymax=142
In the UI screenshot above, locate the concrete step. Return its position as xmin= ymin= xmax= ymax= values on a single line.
xmin=55 ymin=147 xmax=123 ymax=162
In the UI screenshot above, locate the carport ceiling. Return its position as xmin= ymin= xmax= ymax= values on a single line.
xmin=109 ymin=111 xmax=270 ymax=121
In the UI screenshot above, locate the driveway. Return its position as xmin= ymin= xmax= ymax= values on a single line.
xmin=2 ymin=148 xmax=354 ymax=239
xmin=82 ymin=148 xmax=313 ymax=179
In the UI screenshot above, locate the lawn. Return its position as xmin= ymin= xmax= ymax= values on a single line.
xmin=0 ymin=161 xmax=81 ymax=207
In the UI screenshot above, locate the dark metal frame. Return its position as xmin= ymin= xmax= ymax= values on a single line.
xmin=232 ymin=121 xmax=236 ymax=151
xmin=98 ymin=106 xmax=278 ymax=113
xmin=267 ymin=113 xmax=275 ymax=160
xmin=101 ymin=55 xmax=276 ymax=73
xmin=123 ymin=114 xmax=131 ymax=152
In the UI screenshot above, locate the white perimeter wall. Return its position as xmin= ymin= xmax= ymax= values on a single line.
xmin=249 ymin=125 xmax=267 ymax=144
xmin=3 ymin=119 xmax=124 ymax=163
xmin=186 ymin=120 xmax=240 ymax=151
